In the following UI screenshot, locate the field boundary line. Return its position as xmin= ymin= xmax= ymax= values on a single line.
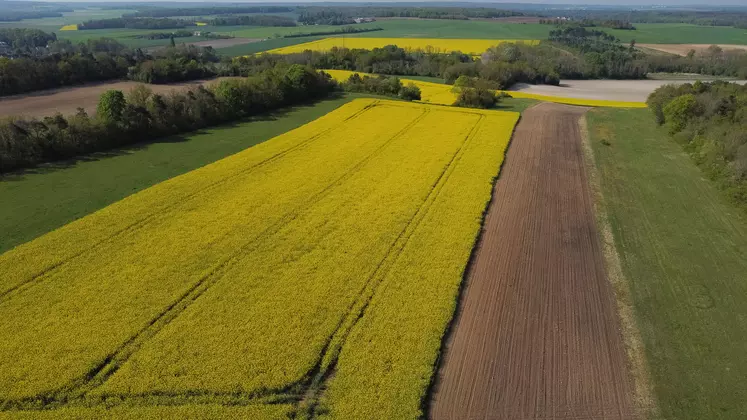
xmin=579 ymin=114 xmax=660 ymax=419
xmin=0 ymin=104 xmax=429 ymax=413
xmin=422 ymin=108 xmax=525 ymax=418
xmin=0 ymin=101 xmax=379 ymax=304
xmin=299 ymin=114 xmax=486 ymax=418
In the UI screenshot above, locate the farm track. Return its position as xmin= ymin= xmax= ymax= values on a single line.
xmin=0 ymin=102 xmax=380 ymax=303
xmin=0 ymin=104 xmax=435 ymax=411
xmin=429 ymin=103 xmax=635 ymax=419
xmin=302 ymin=115 xmax=486 ymax=415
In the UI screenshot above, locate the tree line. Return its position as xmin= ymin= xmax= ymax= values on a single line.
xmin=0 ymin=64 xmax=337 ymax=173
xmin=283 ymin=27 xmax=383 ymax=39
xmin=0 ymin=10 xmax=65 ymax=22
xmin=341 ymin=73 xmax=421 ymax=101
xmin=648 ymin=81 xmax=747 ymax=211
xmin=297 ymin=6 xmax=523 ymax=25
xmin=78 ymin=17 xmax=194 ymax=30
xmin=0 ymin=38 xmax=220 ymax=97
xmin=546 ymin=9 xmax=747 ymax=29
xmin=539 ymin=18 xmax=635 ymax=30
xmin=124 ymin=6 xmax=293 ymax=18
xmin=208 ymin=15 xmax=296 ymax=27
xmin=0 ymin=28 xmax=56 ymax=50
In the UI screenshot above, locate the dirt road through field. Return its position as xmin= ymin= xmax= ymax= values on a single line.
xmin=429 ymin=103 xmax=634 ymax=419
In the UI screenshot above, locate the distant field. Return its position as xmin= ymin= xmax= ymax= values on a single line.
xmin=265 ymin=37 xmax=538 ymax=55
xmin=0 ymin=8 xmax=131 ymax=31
xmin=215 ymin=36 xmax=326 ymax=56
xmin=587 ymin=108 xmax=747 ymax=419
xmin=0 ymin=98 xmax=519 ymax=418
xmin=324 ymin=69 xmax=647 ymax=107
xmin=215 ymin=20 xmax=551 ymax=40
xmin=607 ymin=23 xmax=747 ymax=45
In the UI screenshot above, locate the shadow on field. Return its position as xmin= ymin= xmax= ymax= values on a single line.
xmin=0 ymin=95 xmax=344 ymax=183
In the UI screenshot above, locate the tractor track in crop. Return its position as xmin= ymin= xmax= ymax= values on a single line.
xmin=299 ymin=115 xmax=486 ymax=418
xmin=0 ymin=103 xmax=431 ymax=413
xmin=0 ymin=102 xmax=379 ymax=303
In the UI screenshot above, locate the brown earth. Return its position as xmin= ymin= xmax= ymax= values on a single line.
xmin=638 ymin=43 xmax=747 ymax=56
xmin=0 ymin=79 xmax=228 ymax=118
xmin=429 ymin=103 xmax=635 ymax=420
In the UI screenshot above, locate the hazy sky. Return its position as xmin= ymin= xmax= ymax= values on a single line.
xmin=46 ymin=0 xmax=747 ymax=6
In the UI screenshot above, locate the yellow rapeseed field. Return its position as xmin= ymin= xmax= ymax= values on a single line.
xmin=59 ymin=24 xmax=78 ymax=31
xmin=324 ymin=69 xmax=648 ymax=108
xmin=0 ymin=99 xmax=519 ymax=418
xmin=265 ymin=37 xmax=539 ymax=55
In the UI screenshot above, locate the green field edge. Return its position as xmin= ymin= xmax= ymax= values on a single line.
xmin=586 ymin=107 xmax=747 ymax=419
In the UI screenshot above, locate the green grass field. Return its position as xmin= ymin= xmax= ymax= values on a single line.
xmin=0 ymin=96 xmax=359 ymax=254
xmin=609 ymin=23 xmax=747 ymax=45
xmin=213 ymin=19 xmax=550 ymax=40
xmin=0 ymin=8 xmax=131 ymax=31
xmin=215 ymin=36 xmax=326 ymax=56
xmin=587 ymin=108 xmax=747 ymax=419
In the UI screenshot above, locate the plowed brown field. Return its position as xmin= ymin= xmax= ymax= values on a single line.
xmin=0 ymin=79 xmax=226 ymax=118
xmin=429 ymin=103 xmax=635 ymax=420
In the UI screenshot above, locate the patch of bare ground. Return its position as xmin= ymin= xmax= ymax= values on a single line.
xmin=510 ymin=79 xmax=747 ymax=102
xmin=429 ymin=102 xmax=635 ymax=420
xmin=638 ymin=43 xmax=747 ymax=56
xmin=0 ymin=79 xmax=232 ymax=118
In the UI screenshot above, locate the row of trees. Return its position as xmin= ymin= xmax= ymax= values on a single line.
xmin=297 ymin=6 xmax=523 ymax=25
xmin=549 ymin=10 xmax=747 ymax=29
xmin=78 ymin=17 xmax=193 ymax=30
xmin=0 ymin=64 xmax=337 ymax=173
xmin=539 ymin=18 xmax=635 ymax=30
xmin=283 ymin=26 xmax=382 ymax=38
xmin=0 ymin=38 xmax=220 ymax=96
xmin=341 ymin=73 xmax=421 ymax=101
xmin=0 ymin=10 xmax=64 ymax=22
xmin=208 ymin=15 xmax=296 ymax=27
xmin=124 ymin=6 xmax=293 ymax=18
xmin=0 ymin=28 xmax=56 ymax=49
xmin=648 ymin=81 xmax=747 ymax=210
xmin=128 ymin=44 xmax=220 ymax=83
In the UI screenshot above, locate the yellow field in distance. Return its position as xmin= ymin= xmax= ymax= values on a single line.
xmin=59 ymin=24 xmax=78 ymax=31
xmin=265 ymin=37 xmax=539 ymax=55
xmin=0 ymin=99 xmax=519 ymax=418
xmin=324 ymin=69 xmax=647 ymax=108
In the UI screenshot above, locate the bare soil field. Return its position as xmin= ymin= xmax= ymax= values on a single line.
xmin=429 ymin=103 xmax=635 ymax=419
xmin=638 ymin=43 xmax=747 ymax=56
xmin=510 ymin=79 xmax=747 ymax=102
xmin=0 ymin=80 xmax=226 ymax=118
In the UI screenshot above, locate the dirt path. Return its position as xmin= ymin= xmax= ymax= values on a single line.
xmin=509 ymin=79 xmax=746 ymax=102
xmin=638 ymin=43 xmax=747 ymax=56
xmin=429 ymin=103 xmax=635 ymax=419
